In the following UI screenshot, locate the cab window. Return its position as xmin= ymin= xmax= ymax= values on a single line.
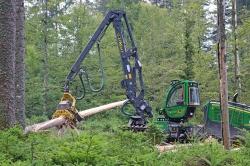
xmin=167 ymin=85 xmax=184 ymax=107
xmin=189 ymin=87 xmax=200 ymax=106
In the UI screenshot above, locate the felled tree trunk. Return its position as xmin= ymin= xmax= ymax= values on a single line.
xmin=24 ymin=100 xmax=127 ymax=134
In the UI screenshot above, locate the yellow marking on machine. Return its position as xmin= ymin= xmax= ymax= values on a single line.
xmin=128 ymin=73 xmax=132 ymax=79
xmin=52 ymin=92 xmax=80 ymax=127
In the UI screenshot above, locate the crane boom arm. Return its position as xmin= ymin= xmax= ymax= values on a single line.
xmin=64 ymin=10 xmax=153 ymax=129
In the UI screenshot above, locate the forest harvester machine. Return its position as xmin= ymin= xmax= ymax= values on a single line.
xmin=52 ymin=10 xmax=250 ymax=142
xmin=155 ymin=80 xmax=250 ymax=141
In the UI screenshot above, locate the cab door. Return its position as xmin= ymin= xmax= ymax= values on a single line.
xmin=165 ymin=83 xmax=188 ymax=121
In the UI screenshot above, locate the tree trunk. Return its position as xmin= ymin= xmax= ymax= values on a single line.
xmin=0 ymin=0 xmax=16 ymax=129
xmin=217 ymin=0 xmax=230 ymax=150
xmin=15 ymin=0 xmax=26 ymax=128
xmin=232 ymin=0 xmax=241 ymax=94
xmin=182 ymin=18 xmax=195 ymax=80
xmin=42 ymin=0 xmax=49 ymax=115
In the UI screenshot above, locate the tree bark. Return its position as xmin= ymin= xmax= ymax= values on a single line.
xmin=15 ymin=0 xmax=26 ymax=128
xmin=232 ymin=0 xmax=241 ymax=94
xmin=42 ymin=0 xmax=49 ymax=115
xmin=0 ymin=0 xmax=16 ymax=129
xmin=217 ymin=0 xmax=230 ymax=150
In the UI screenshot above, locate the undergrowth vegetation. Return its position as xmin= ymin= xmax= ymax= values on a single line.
xmin=1 ymin=110 xmax=250 ymax=166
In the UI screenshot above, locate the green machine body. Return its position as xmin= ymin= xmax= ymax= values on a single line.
xmin=159 ymin=80 xmax=200 ymax=122
xmin=156 ymin=80 xmax=200 ymax=141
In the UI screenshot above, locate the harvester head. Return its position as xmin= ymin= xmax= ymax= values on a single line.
xmin=52 ymin=92 xmax=83 ymax=128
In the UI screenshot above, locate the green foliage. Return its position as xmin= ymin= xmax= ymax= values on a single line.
xmin=0 ymin=127 xmax=249 ymax=165
xmin=237 ymin=14 xmax=250 ymax=103
xmin=181 ymin=17 xmax=195 ymax=80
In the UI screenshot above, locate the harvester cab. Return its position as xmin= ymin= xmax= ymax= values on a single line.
xmin=159 ymin=80 xmax=200 ymax=122
xmin=157 ymin=80 xmax=200 ymax=141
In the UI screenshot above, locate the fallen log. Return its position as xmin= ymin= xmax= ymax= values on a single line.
xmin=156 ymin=144 xmax=193 ymax=153
xmin=156 ymin=141 xmax=241 ymax=153
xmin=25 ymin=100 xmax=127 ymax=134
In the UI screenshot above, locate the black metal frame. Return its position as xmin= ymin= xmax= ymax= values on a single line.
xmin=63 ymin=10 xmax=153 ymax=127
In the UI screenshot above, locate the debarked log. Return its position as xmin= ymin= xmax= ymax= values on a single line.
xmin=24 ymin=100 xmax=127 ymax=134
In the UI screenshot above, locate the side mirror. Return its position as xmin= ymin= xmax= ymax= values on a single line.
xmin=232 ymin=93 xmax=238 ymax=102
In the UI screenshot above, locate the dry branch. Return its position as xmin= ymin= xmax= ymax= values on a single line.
xmin=25 ymin=100 xmax=127 ymax=134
